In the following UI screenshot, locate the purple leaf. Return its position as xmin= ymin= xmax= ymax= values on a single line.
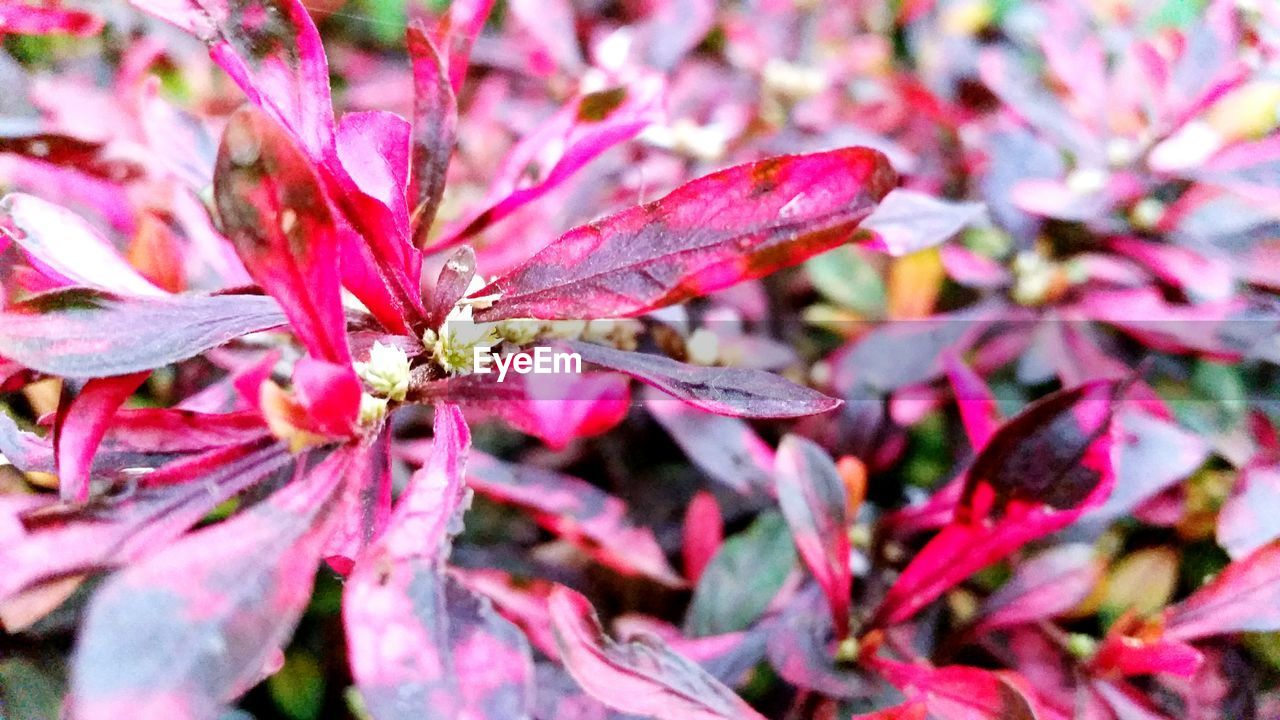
xmin=459 ymin=450 xmax=682 ymax=587
xmin=425 ymin=246 xmax=477 ymax=331
xmin=548 ymin=586 xmax=768 ymax=720
xmin=131 ymin=0 xmax=336 ymax=162
xmin=0 ymin=290 xmax=287 ymax=378
xmin=68 ymin=443 xmax=352 ymax=718
xmin=0 ymin=194 xmax=167 ymax=297
xmin=472 ymin=147 xmax=895 ymax=321
xmin=54 ymin=372 xmax=150 ymax=503
xmin=647 ymin=388 xmax=775 ymax=496
xmin=407 ymin=25 xmax=457 ymax=248
xmin=214 ymin=105 xmax=350 ymax=364
xmin=774 ymin=435 xmax=852 ymax=639
xmin=345 ymin=405 xmax=537 ymax=720
xmin=567 ymin=340 xmax=841 ymax=418
xmin=1164 ymin=541 xmax=1280 ymax=641
xmin=858 ymin=189 xmax=985 ymax=256
xmin=1084 ymin=410 xmax=1210 ymax=527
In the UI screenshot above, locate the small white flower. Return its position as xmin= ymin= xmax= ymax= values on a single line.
xmin=353 ymin=341 xmax=411 ymax=401
xmin=358 ymin=393 xmax=389 ymax=427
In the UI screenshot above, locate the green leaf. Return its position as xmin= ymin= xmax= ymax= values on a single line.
xmin=685 ymin=512 xmax=797 ymax=637
xmin=805 ymin=246 xmax=885 ymax=317
xmin=267 ymin=652 xmax=325 ymax=720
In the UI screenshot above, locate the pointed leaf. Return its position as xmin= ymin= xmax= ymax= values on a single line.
xmin=214 ymin=106 xmax=349 ymax=364
xmin=686 ymin=512 xmax=796 ymax=637
xmin=54 ymin=372 xmax=150 ymax=503
xmin=407 ymin=25 xmax=457 ymax=247
xmin=473 ymin=147 xmax=895 ymax=321
xmin=976 ymin=544 xmax=1102 ymax=631
xmin=1165 ymin=541 xmax=1280 ymax=641
xmin=426 ymin=246 xmax=477 ymax=330
xmin=859 ymin=189 xmax=986 ymax=256
xmin=548 ymin=586 xmax=768 ymax=720
xmin=647 ymin=389 xmax=775 ymax=496
xmin=568 ymin=340 xmax=840 ymax=418
xmin=774 ymin=435 xmax=852 ymax=638
xmin=69 ymin=445 xmax=352 ymax=718
xmin=0 ymin=290 xmax=287 ymax=378
xmin=1 ymin=194 xmax=167 ymax=297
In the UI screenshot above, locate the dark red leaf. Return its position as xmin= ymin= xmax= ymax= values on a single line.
xmin=774 ymin=435 xmax=852 ymax=639
xmin=214 ymin=105 xmax=350 ymax=364
xmin=473 ymin=147 xmax=896 ymax=321
xmin=548 ymin=586 xmax=768 ymax=720
xmin=568 ymin=340 xmax=841 ymax=418
xmin=0 ymin=289 xmax=287 ymax=378
xmin=68 ymin=444 xmax=351 ymax=717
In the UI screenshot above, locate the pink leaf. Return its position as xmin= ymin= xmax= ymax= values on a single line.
xmin=566 ymin=340 xmax=841 ymax=418
xmin=0 ymin=2 xmax=102 ymax=36
xmin=868 ymin=659 xmax=1044 ymax=720
xmin=472 ymin=147 xmax=896 ymax=321
xmin=975 ymin=544 xmax=1102 ymax=632
xmin=321 ymin=431 xmax=392 ymax=575
xmin=0 ymin=440 xmax=290 ymax=603
xmin=406 ymin=25 xmax=457 ymax=247
xmin=132 ymin=0 xmax=336 ymax=162
xmin=101 ymin=409 xmax=269 ymax=453
xmin=1217 ymin=466 xmax=1280 ymax=560
xmin=345 ymin=405 xmax=537 ymax=719
xmin=774 ymin=435 xmax=852 ymax=639
xmin=0 ymin=290 xmax=287 ymax=378
xmin=214 ymin=106 xmax=350 ymax=364
xmin=54 ymin=372 xmax=150 ymax=503
xmin=548 ymin=586 xmax=768 ymax=720
xmin=1089 ymin=634 xmax=1203 ymax=679
xmin=1164 ymin=541 xmax=1280 ymax=641
xmin=0 ymin=194 xmax=167 ymax=297
xmin=431 ymin=0 xmax=497 ymax=93
xmin=945 ymin=355 xmax=1002 ymax=449
xmin=68 ymin=444 xmax=353 ymax=718
xmin=682 ymin=491 xmax=723 ymax=584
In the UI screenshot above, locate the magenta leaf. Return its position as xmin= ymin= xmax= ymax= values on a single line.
xmin=0 ymin=289 xmax=287 ymax=377
xmin=974 ymin=544 xmax=1102 ymax=632
xmin=460 ymin=450 xmax=682 ymax=586
xmin=945 ymin=355 xmax=1002 ymax=449
xmin=472 ymin=147 xmax=896 ymax=321
xmin=647 ymin=389 xmax=775 ymax=496
xmin=773 ymin=434 xmax=852 ymax=638
xmin=68 ymin=444 xmax=353 ymax=718
xmin=548 ymin=586 xmax=768 ymax=720
xmin=567 ymin=340 xmax=841 ymax=418
xmin=869 ymin=658 xmax=1043 ymax=720
xmin=345 ymin=405 xmax=536 ymax=719
xmin=53 ymin=372 xmax=150 ymax=503
xmin=131 ymin=0 xmax=336 ymax=162
xmin=320 ymin=431 xmax=391 ymax=575
xmin=0 ymin=440 xmax=290 ymax=603
xmin=0 ymin=2 xmax=103 ymax=36
xmin=214 ymin=105 xmax=350 ymax=364
xmin=0 ymin=194 xmax=167 ymax=297
xmin=1164 ymin=541 xmax=1280 ymax=641
xmin=406 ymin=25 xmax=457 ymax=247
xmin=101 ymin=409 xmax=270 ymax=453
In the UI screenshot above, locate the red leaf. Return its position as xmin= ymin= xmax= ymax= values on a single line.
xmin=774 ymin=435 xmax=852 ymax=639
xmin=0 ymin=2 xmax=102 ymax=36
xmin=1089 ymin=634 xmax=1203 ymax=679
xmin=547 ymin=586 xmax=768 ymax=720
xmin=0 ymin=290 xmax=287 ymax=378
xmin=869 ymin=659 xmax=1043 ymax=720
xmin=472 ymin=147 xmax=896 ymax=321
xmin=682 ymin=492 xmax=723 ymax=584
xmin=214 ymin=106 xmax=350 ymax=364
xmin=345 ymin=405 xmax=537 ymax=720
xmin=68 ymin=445 xmax=352 ymax=718
xmin=945 ymin=355 xmax=1002 ymax=449
xmin=406 ymin=25 xmax=457 ymax=247
xmin=1 ymin=194 xmax=167 ymax=297
xmin=430 ymin=0 xmax=496 ymax=93
xmin=54 ymin=372 xmax=150 ymax=503
xmin=568 ymin=340 xmax=841 ymax=418
xmin=132 ymin=0 xmax=336 ymax=162
xmin=101 ymin=409 xmax=270 ymax=453
xmin=1164 ymin=541 xmax=1280 ymax=641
